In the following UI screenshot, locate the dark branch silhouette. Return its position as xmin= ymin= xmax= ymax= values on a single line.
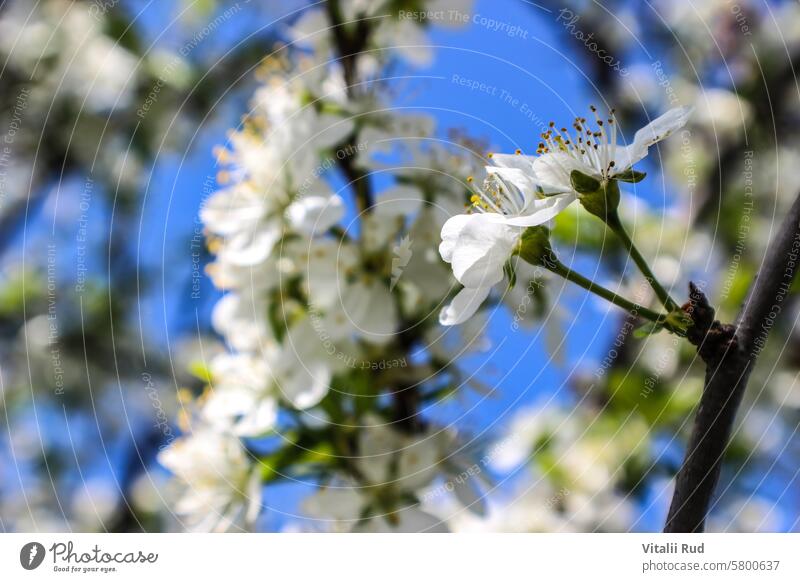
xmin=665 ymin=192 xmax=800 ymax=532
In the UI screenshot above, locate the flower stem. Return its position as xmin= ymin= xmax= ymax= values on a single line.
xmin=545 ymin=258 xmax=675 ymax=330
xmin=606 ymin=211 xmax=680 ymax=312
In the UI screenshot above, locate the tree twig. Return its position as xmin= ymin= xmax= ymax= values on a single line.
xmin=325 ymin=0 xmax=373 ymax=213
xmin=664 ymin=192 xmax=800 ymax=532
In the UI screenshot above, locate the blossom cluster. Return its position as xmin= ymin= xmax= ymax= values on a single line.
xmin=157 ymin=1 xmax=503 ymax=532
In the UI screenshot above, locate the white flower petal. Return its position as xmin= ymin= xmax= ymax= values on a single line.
xmin=532 ymin=152 xmax=594 ymax=192
xmin=286 ymin=194 xmax=345 ymax=234
xmin=397 ymin=436 xmax=441 ymax=490
xmin=357 ymin=423 xmax=397 ymax=485
xmin=607 ymin=142 xmax=647 ymax=172
xmin=452 ymin=474 xmax=487 ymax=516
xmin=448 ymin=214 xmax=518 ymax=288
xmin=373 ymin=184 xmax=424 ymax=217
xmin=200 ymin=188 xmax=265 ymax=236
xmin=632 ymin=106 xmax=693 ymax=152
xmin=245 ymin=471 xmax=263 ymax=525
xmin=439 ymin=285 xmax=492 ymax=326
xmin=203 ymin=388 xmax=252 ymax=426
xmin=488 ymin=153 xmax=536 ymax=172
xmin=379 ymin=19 xmax=433 ymax=67
xmin=287 ymin=9 xmax=329 ymax=48
xmin=304 ymin=239 xmax=358 ymax=310
xmin=303 ymin=486 xmax=365 ymax=522
xmin=234 ymin=399 xmax=279 ymax=437
xmin=342 ymin=280 xmax=398 ymax=344
xmin=386 ymin=508 xmax=449 ymax=533
xmin=485 ymin=165 xmax=539 ymax=194
xmin=500 ymin=192 xmax=578 ymax=227
xmin=222 ymin=225 xmax=281 ymax=266
xmin=362 ymin=212 xmax=405 ymax=253
xmin=607 ymin=107 xmax=692 ymax=173
xmin=281 ymin=359 xmax=331 ymax=409
xmin=439 ymin=214 xmax=474 ymax=263
xmin=310 ymin=113 xmax=355 ymax=150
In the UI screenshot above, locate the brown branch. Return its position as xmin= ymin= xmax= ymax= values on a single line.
xmin=324 ymin=0 xmax=369 ymax=97
xmin=665 ymin=192 xmax=800 ymax=532
xmin=324 ymin=0 xmax=373 ymax=213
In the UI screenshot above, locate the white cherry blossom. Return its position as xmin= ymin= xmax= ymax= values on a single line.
xmin=158 ymin=429 xmax=260 ymax=532
xmin=203 ymin=353 xmax=278 ymax=437
xmin=499 ymin=105 xmax=692 ymax=195
xmin=286 ymin=190 xmax=345 ymax=235
xmin=302 ymin=421 xmax=451 ymax=532
xmin=438 ymin=106 xmax=692 ymax=325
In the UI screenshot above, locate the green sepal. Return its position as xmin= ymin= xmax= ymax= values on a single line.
xmin=615 ymin=169 xmax=647 ymax=183
xmin=569 ymin=170 xmax=601 ymax=194
xmin=504 ymin=260 xmax=517 ymax=289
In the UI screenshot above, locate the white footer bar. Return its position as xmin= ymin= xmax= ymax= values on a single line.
xmin=1 ymin=533 xmax=798 ymax=580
